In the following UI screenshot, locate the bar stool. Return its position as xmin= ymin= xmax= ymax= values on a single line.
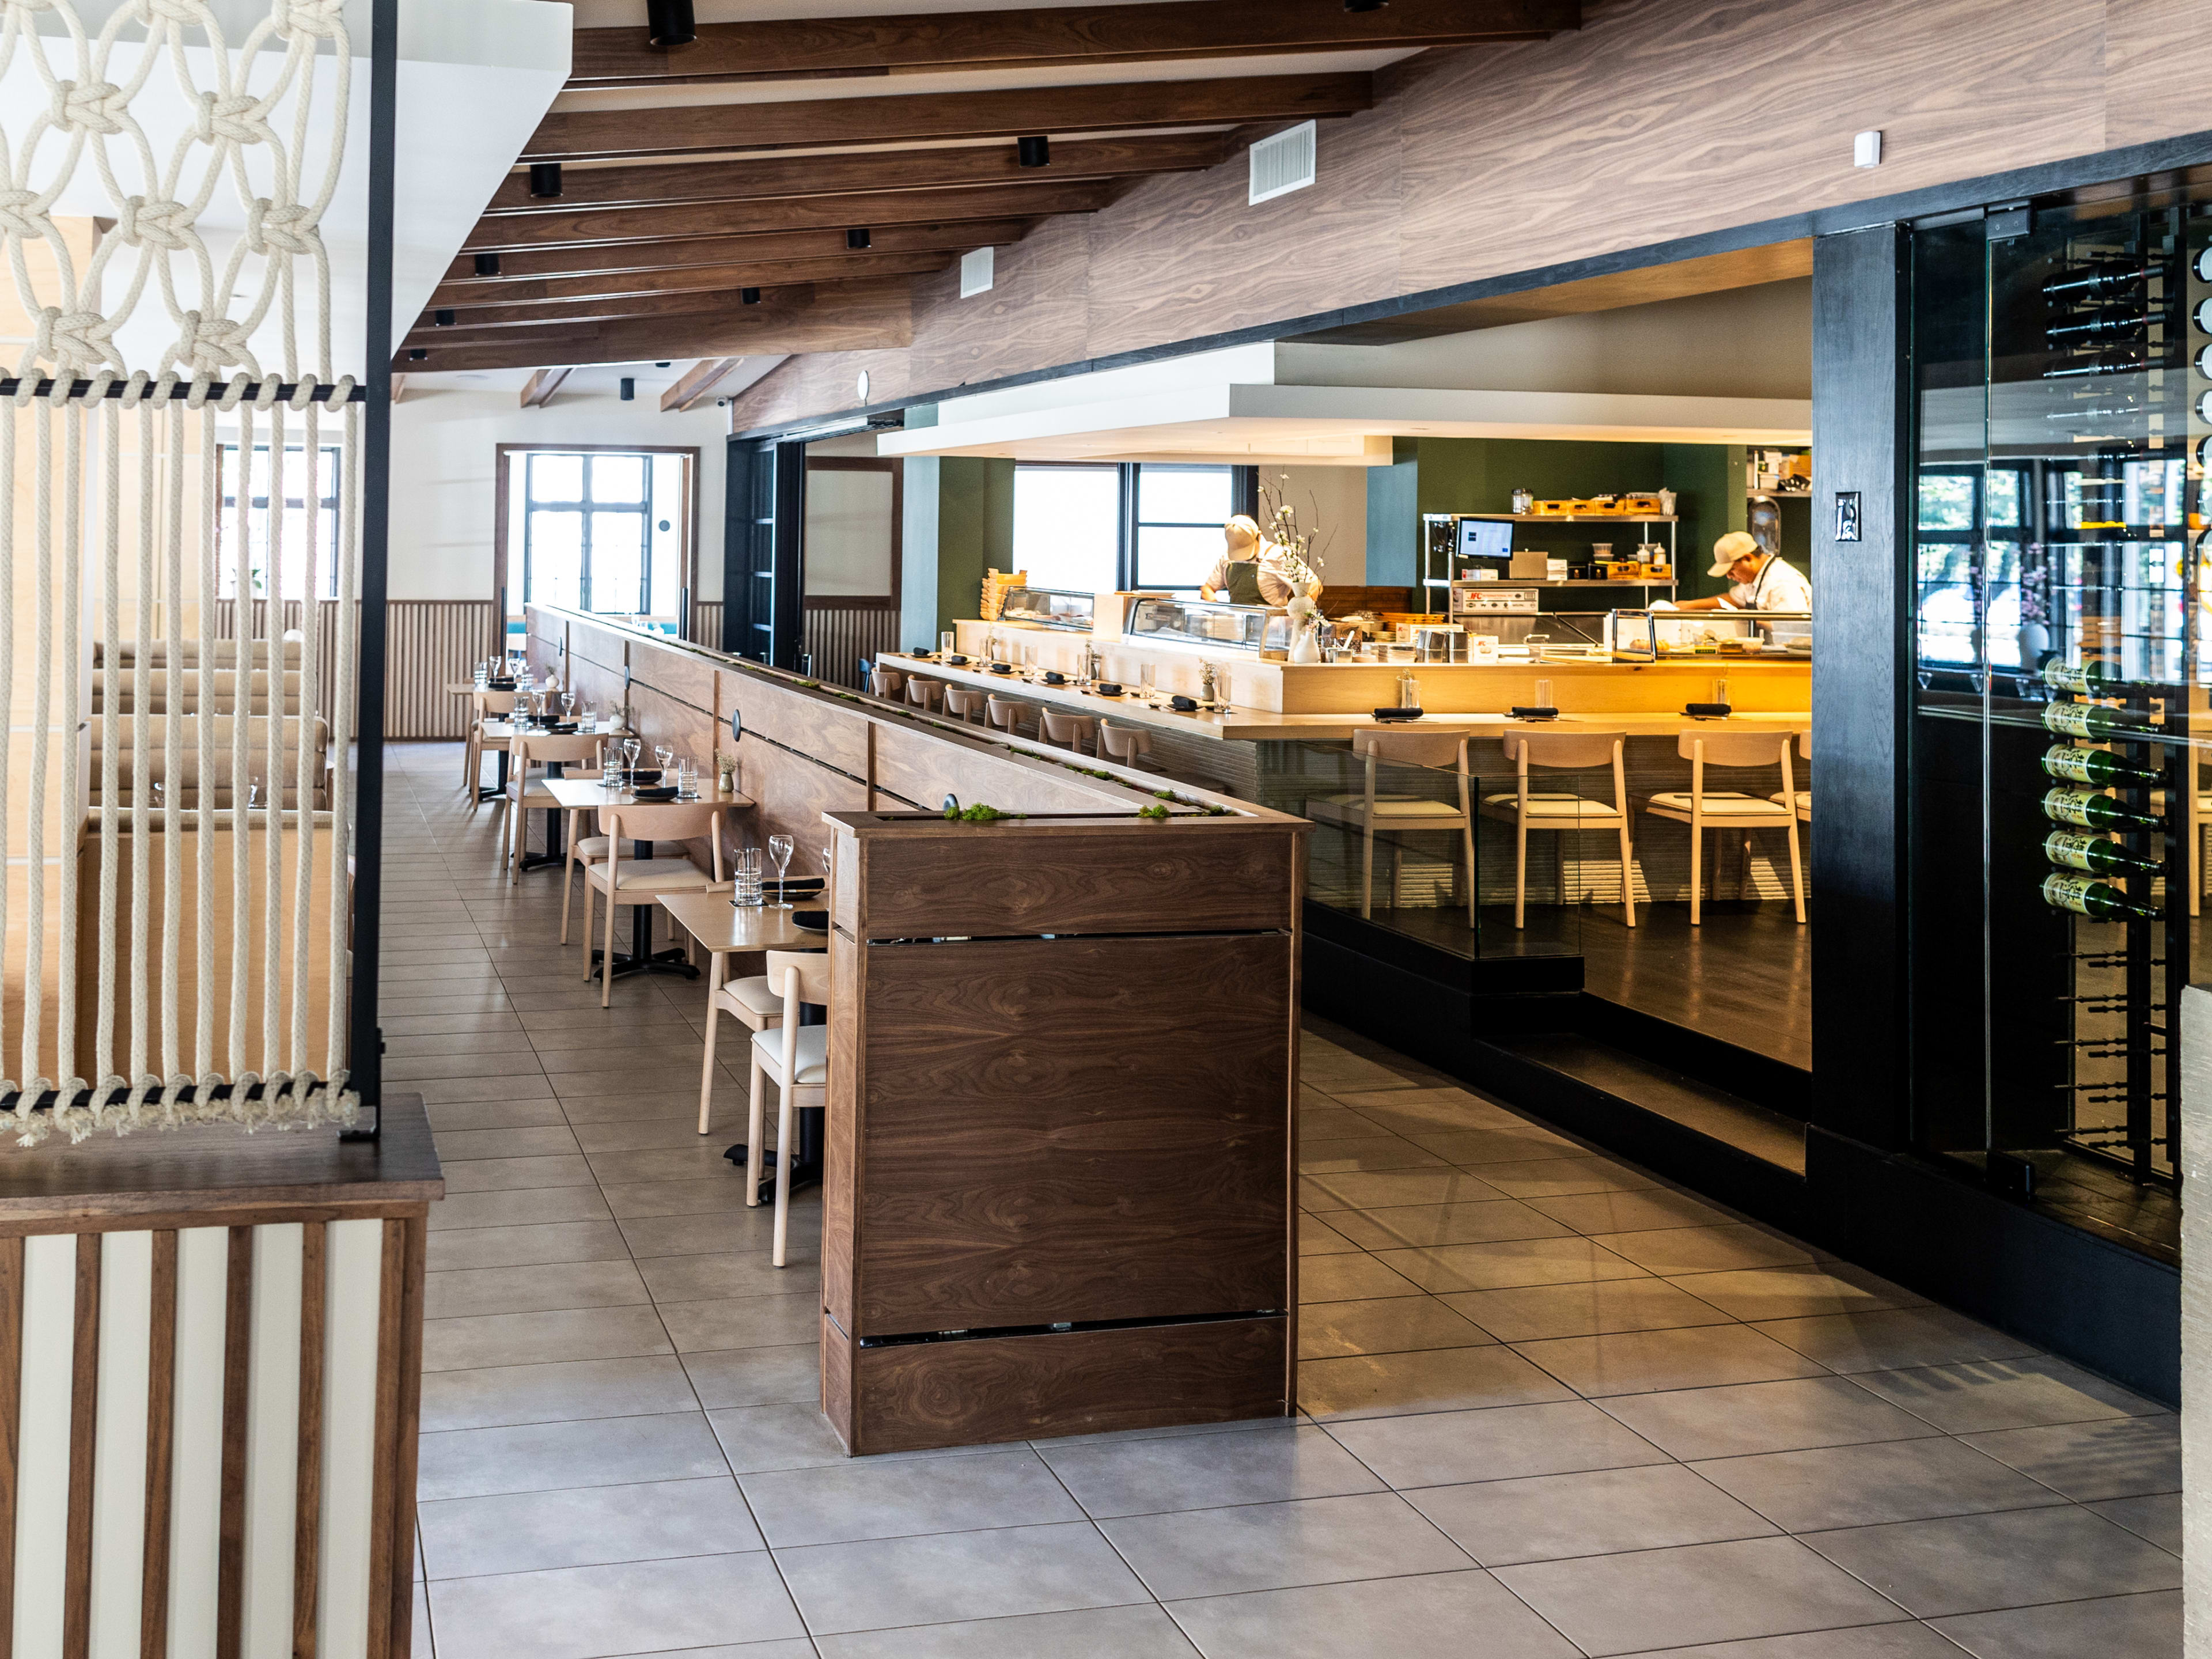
xmin=1643 ymin=729 xmax=1805 ymax=925
xmin=944 ymin=687 xmax=987 ymax=725
xmin=1304 ymin=730 xmax=1476 ymax=922
xmin=1097 ymin=722 xmax=1153 ymax=770
xmin=1479 ymin=728 xmax=1634 ymax=929
xmin=502 ymin=730 xmax=607 ymax=883
xmin=869 ymin=665 xmax=907 ymax=701
xmin=986 ymin=695 xmax=1033 ymax=739
xmin=1040 ymin=710 xmax=1097 ymax=755
xmin=749 ymin=948 xmax=833 ymax=1267
xmin=580 ymin=800 xmax=732 ymax=1005
xmin=1768 ymin=729 xmax=1812 ymax=823
xmin=906 ymin=677 xmax=945 ymax=712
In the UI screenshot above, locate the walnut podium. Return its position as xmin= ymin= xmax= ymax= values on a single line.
xmin=819 ymin=809 xmax=1306 ymax=1454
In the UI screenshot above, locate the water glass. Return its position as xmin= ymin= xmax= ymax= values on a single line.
xmin=675 ymin=755 xmax=698 ymax=798
xmin=732 ymin=846 xmax=764 ymax=907
xmin=940 ymin=631 xmax=955 ymax=657
xmin=1139 ymin=662 xmax=1156 ymax=698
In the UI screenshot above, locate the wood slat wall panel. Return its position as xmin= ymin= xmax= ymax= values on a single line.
xmin=688 ymin=601 xmax=722 ymax=650
xmin=802 ymin=608 xmax=902 ymax=691
xmin=211 ymin=599 xmax=495 ymax=741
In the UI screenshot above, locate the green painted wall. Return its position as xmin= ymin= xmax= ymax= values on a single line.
xmin=1365 ymin=438 xmax=1421 ymax=585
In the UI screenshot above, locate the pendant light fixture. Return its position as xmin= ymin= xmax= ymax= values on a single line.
xmin=529 ymin=161 xmax=562 ymax=198
xmin=620 ymin=377 xmax=637 ymax=401
xmin=646 ymin=0 xmax=696 ymax=47
xmin=1017 ymin=135 xmax=1050 ymax=168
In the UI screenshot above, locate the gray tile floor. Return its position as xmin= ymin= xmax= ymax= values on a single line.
xmin=388 ymin=743 xmax=2182 ymax=1659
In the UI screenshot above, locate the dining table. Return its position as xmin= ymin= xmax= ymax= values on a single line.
xmin=542 ymin=775 xmax=752 ymax=976
xmin=484 ymin=719 xmax=630 ymax=868
xmin=659 ymin=888 xmax=831 ymax=1205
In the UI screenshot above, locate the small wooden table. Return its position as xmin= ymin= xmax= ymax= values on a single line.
xmin=659 ymin=890 xmax=828 ymax=1200
xmin=543 ymin=778 xmax=752 ymax=976
xmin=486 ymin=722 xmax=628 ymax=867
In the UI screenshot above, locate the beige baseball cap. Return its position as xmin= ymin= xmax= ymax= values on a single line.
xmin=1707 ymin=531 xmax=1762 ymax=577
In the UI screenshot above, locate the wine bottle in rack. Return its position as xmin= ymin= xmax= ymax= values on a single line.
xmin=2040 ymin=744 xmax=2162 ymax=786
xmin=2041 ymin=350 xmax=2150 ymax=380
xmin=2046 ymin=315 xmax=2150 ymax=344
xmin=2043 ymin=263 xmax=2158 ymax=298
xmin=2041 ymin=873 xmax=2162 ymax=921
xmin=2043 ymin=831 xmax=2162 ymax=876
xmin=2042 ymin=787 xmax=2162 ymax=831
xmin=2041 ymin=660 xmax=2124 ymax=694
xmin=2042 ymin=702 xmax=2146 ymax=741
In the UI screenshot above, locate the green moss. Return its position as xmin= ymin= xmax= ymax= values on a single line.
xmin=945 ymin=802 xmax=1025 ymax=823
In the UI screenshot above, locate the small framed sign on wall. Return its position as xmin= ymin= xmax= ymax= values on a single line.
xmin=1834 ymin=491 xmax=1862 ymax=543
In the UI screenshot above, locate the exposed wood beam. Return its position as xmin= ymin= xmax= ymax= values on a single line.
xmin=401 ymin=284 xmax=912 ymax=374
xmin=429 ymin=251 xmax=957 ymax=313
xmin=518 ymin=367 xmax=572 ymax=407
xmin=521 ymin=71 xmax=1370 ymax=162
xmin=480 ymin=132 xmax=1233 ymax=215
xmin=410 ymin=262 xmax=954 ymax=339
xmin=662 ymin=358 xmax=747 ymax=412
xmin=465 ymin=181 xmax=1118 ymax=252
xmin=567 ymin=0 xmax=1574 ymax=87
xmin=442 ymin=220 xmax=1035 ymax=286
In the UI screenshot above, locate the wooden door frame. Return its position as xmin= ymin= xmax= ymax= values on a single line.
xmin=494 ymin=442 xmax=703 ymax=632
xmin=802 ymin=456 xmax=903 ymax=612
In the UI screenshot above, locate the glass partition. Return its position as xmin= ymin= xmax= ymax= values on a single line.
xmin=997 ymin=587 xmax=1097 ymax=631
xmin=1126 ymin=596 xmax=1291 ymax=653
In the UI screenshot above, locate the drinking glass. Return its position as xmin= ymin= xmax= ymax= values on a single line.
xmin=1139 ymin=662 xmax=1156 ymax=698
xmin=654 ymin=744 xmax=674 ymax=777
xmin=732 ymin=846 xmax=763 ymax=907
xmin=675 ymin=755 xmax=698 ymax=798
xmin=1535 ymin=679 xmax=1554 ymax=709
xmin=940 ymin=631 xmax=955 ymax=657
xmin=622 ymin=737 xmax=641 ymax=776
xmin=562 ymin=691 xmax=578 ymax=720
xmin=768 ymin=834 xmax=794 ymax=906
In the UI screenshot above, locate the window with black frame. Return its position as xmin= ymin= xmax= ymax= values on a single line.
xmin=517 ymin=449 xmax=692 ymax=618
xmin=216 ymin=442 xmax=342 ymax=599
xmin=1132 ymin=465 xmax=1233 ymax=592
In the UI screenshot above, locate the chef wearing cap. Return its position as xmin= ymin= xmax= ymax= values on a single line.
xmin=1666 ymin=530 xmax=1811 ymax=613
xmin=1200 ymin=516 xmax=1323 ymax=607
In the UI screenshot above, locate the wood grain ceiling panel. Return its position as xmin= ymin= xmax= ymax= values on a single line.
xmin=566 ymin=0 xmax=1574 ymax=87
xmin=432 ymin=251 xmax=959 ymax=310
xmin=480 ymin=131 xmax=1235 ymax=214
xmin=439 ymin=220 xmax=1035 ymax=285
xmin=520 ymin=72 xmax=1371 ymax=161
xmin=417 ymin=256 xmax=956 ymax=331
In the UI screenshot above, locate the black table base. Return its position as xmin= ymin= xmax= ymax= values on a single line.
xmin=586 ymin=837 xmax=700 ymax=982
xmin=475 ymin=745 xmax=509 ymax=804
xmin=517 ymin=761 xmax=570 ymax=872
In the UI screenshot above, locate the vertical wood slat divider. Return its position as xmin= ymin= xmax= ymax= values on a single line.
xmin=141 ymin=1232 xmax=178 ymax=1659
xmin=291 ymin=1222 xmax=327 ymax=1659
xmin=62 ymin=1234 xmax=101 ymax=1659
xmin=0 ymin=1236 xmax=20 ymax=1659
xmin=387 ymin=1218 xmax=426 ymax=1657
xmin=209 ymin=597 xmax=491 ymax=738
xmin=215 ymin=1227 xmax=253 ymax=1659
xmin=365 ymin=1219 xmax=403 ymax=1659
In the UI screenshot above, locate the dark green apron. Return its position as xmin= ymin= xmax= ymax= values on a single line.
xmin=1221 ymin=560 xmax=1266 ymax=606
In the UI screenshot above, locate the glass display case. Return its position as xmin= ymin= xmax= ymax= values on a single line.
xmin=1125 ymin=596 xmax=1293 ymax=653
xmin=995 ymin=587 xmax=1096 ymax=631
xmin=1907 ymin=181 xmax=2207 ymax=1238
xmin=1606 ymin=610 xmax=1812 ymax=660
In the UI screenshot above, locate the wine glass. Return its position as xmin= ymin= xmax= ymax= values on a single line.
xmin=561 ymin=691 xmax=578 ymax=721
xmin=654 ymin=744 xmax=674 ymax=779
xmin=768 ymin=834 xmax=794 ymax=906
xmin=620 ymin=737 xmax=641 ymax=787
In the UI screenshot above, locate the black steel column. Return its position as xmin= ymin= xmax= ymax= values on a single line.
xmin=346 ymin=0 xmax=397 ymax=1134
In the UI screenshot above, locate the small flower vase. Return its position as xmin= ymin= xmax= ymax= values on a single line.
xmin=1288 ymin=621 xmax=1323 ymax=664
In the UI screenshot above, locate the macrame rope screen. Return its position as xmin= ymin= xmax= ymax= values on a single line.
xmin=0 ymin=0 xmax=362 ymax=1141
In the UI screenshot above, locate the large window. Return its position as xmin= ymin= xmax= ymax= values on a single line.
xmin=216 ymin=443 xmax=341 ymax=598
xmin=1009 ymin=461 xmax=1240 ymax=593
xmin=509 ymin=448 xmax=692 ymax=617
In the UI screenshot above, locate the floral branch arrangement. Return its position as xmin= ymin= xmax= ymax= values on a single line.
xmin=1258 ymin=472 xmax=1332 ymax=588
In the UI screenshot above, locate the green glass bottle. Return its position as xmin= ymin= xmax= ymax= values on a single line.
xmin=2041 ymin=872 xmax=2161 ymax=921
xmin=2040 ymin=744 xmax=2161 ymax=787
xmin=2043 ymin=831 xmax=2161 ymax=876
xmin=2041 ymin=660 xmax=2124 ymax=694
xmin=2042 ymin=701 xmax=2141 ymax=742
xmin=2041 ymin=787 xmax=2161 ymax=832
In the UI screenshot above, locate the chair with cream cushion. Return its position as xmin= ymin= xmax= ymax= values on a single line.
xmin=699 ymin=954 xmax=788 ymax=1135
xmin=1040 ymin=710 xmax=1097 ymax=755
xmin=1768 ymin=729 xmax=1812 ymax=822
xmin=1480 ymin=728 xmax=1635 ymax=930
xmin=580 ymin=800 xmax=731 ymax=1006
xmin=1304 ymin=730 xmax=1476 ymax=923
xmin=749 ymin=948 xmax=832 ymax=1267
xmin=464 ymin=687 xmax=516 ymax=799
xmin=1644 ymin=729 xmax=1805 ymax=925
xmin=502 ymin=730 xmax=607 ymax=883
xmin=986 ymin=694 xmax=1035 ymax=740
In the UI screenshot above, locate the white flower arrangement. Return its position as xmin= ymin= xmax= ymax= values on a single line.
xmin=1285 ymin=594 xmax=1317 ymax=621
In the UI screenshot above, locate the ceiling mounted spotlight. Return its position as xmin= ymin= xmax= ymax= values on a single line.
xmin=1017 ymin=135 xmax=1050 ymax=168
xmin=474 ymin=252 xmax=501 ymax=277
xmin=620 ymin=377 xmax=636 ymax=402
xmin=656 ymin=361 xmax=671 ymax=368
xmin=847 ymin=228 xmax=872 ymax=249
xmin=645 ymin=0 xmax=696 ymax=47
xmin=407 ymin=348 xmax=427 ymax=361
xmin=433 ymin=308 xmax=454 ymax=327
xmin=529 ymin=161 xmax=563 ymax=198
xmin=741 ymin=287 xmax=761 ymax=304
xmin=1344 ymin=0 xmax=1385 ymax=11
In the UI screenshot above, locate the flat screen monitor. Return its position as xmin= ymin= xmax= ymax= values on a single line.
xmin=1457 ymin=517 xmax=1513 ymax=563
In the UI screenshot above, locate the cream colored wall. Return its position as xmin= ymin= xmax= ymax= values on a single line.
xmin=1265 ymin=465 xmax=1368 ymax=586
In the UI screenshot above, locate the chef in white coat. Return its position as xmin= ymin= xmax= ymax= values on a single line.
xmin=1667 ymin=531 xmax=1812 ymax=613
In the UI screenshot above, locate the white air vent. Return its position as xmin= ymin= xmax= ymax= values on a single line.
xmin=1249 ymin=120 xmax=1316 ymax=205
xmin=960 ymin=245 xmax=995 ymax=297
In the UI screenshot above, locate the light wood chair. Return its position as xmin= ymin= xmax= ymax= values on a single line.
xmin=581 ymin=800 xmax=731 ymax=1006
xmin=944 ymin=687 xmax=987 ymax=725
xmin=503 ymin=730 xmax=608 ymax=883
xmin=986 ymin=695 xmax=1034 ymax=739
xmin=1644 ymin=729 xmax=1805 ymax=925
xmin=869 ymin=665 xmax=907 ymax=701
xmin=699 ymin=951 xmax=787 ymax=1135
xmin=749 ymin=948 xmax=832 ymax=1267
xmin=1040 ymin=710 xmax=1097 ymax=755
xmin=464 ymin=688 xmax=516 ymax=799
xmin=1769 ymin=729 xmax=1812 ymax=822
xmin=1097 ymin=722 xmax=1153 ymax=770
xmin=1480 ymin=728 xmax=1635 ymax=930
xmin=906 ymin=677 xmax=945 ymax=712
xmin=1304 ymin=730 xmax=1476 ymax=922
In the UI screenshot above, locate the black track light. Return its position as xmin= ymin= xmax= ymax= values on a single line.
xmin=529 ymin=161 xmax=563 ymax=198
xmin=646 ymin=0 xmax=696 ymax=47
xmin=656 ymin=361 xmax=671 ymax=368
xmin=620 ymin=377 xmax=636 ymax=402
xmin=1017 ymin=135 xmax=1050 ymax=168
xmin=741 ymin=287 xmax=761 ymax=304
xmin=407 ymin=348 xmax=427 ymax=361
xmin=846 ymin=227 xmax=871 ymax=250
xmin=434 ymin=308 xmax=454 ymax=327
xmin=1344 ymin=0 xmax=1385 ymax=10
xmin=474 ymin=252 xmax=501 ymax=276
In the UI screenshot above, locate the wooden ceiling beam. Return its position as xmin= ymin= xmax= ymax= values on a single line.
xmin=442 ymin=219 xmax=1034 ymax=286
xmin=518 ymin=367 xmax=572 ymax=407
xmin=464 ymin=180 xmax=1117 ymax=252
xmin=430 ymin=250 xmax=958 ymax=312
xmin=566 ymin=0 xmax=1574 ymax=88
xmin=521 ymin=71 xmax=1370 ymax=162
xmin=482 ymin=131 xmax=1233 ymax=215
xmin=662 ymin=358 xmax=747 ymax=412
xmin=411 ymin=259 xmax=956 ymax=338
